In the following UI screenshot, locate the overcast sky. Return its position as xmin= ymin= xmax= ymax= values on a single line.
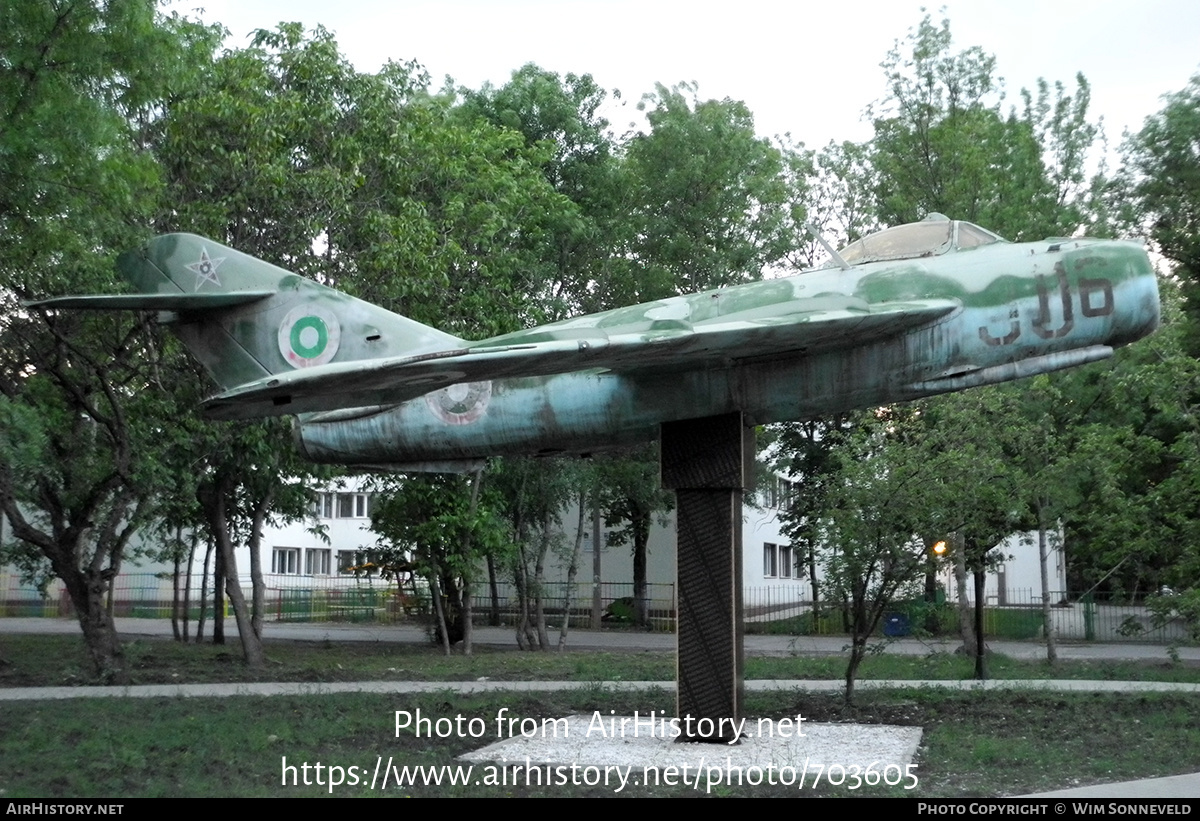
xmin=189 ymin=0 xmax=1199 ymax=153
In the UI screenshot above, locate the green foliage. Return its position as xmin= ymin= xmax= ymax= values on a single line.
xmin=594 ymin=446 xmax=673 ymax=628
xmin=623 ymin=82 xmax=798 ymax=296
xmin=369 ymin=471 xmax=509 ymax=645
xmin=773 ymin=416 xmax=853 ymax=565
xmin=0 ymin=0 xmax=221 ymax=680
xmin=371 ymin=473 xmax=507 ymax=581
xmin=1122 ymin=74 xmax=1200 ymax=354
xmin=0 ymin=1 xmax=213 ymax=293
xmin=869 ymin=13 xmax=1102 ymax=240
xmin=457 ymin=64 xmax=624 ymax=318
xmin=154 ymin=26 xmax=570 ymax=339
xmin=796 ymin=141 xmax=877 ymax=266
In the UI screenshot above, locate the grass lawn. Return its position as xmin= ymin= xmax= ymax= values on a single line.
xmin=3 ymin=633 xmax=1200 ymax=687
xmin=3 ymin=688 xmax=1199 ymax=797
xmin=2 ymin=633 xmax=1199 ymax=797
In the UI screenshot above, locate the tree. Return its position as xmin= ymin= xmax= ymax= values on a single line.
xmin=792 ymin=141 xmax=877 ymax=268
xmin=0 ymin=0 xmax=218 ymax=681
xmin=150 ymin=23 xmax=371 ymax=666
xmin=869 ymin=13 xmax=1103 ymax=240
xmin=486 ymin=457 xmax=587 ymax=648
xmin=1122 ymin=74 xmax=1200 ymax=355
xmin=814 ymin=408 xmax=957 ymax=703
xmin=919 ymin=389 xmax=1038 ymax=674
xmin=328 ymin=61 xmax=573 ymax=337
xmin=593 ymin=446 xmax=674 ymax=629
xmin=1061 ymin=287 xmax=1200 ymax=599
xmin=457 ymin=64 xmax=625 ymax=318
xmin=622 ymin=82 xmax=798 ymax=298
xmin=369 ymin=472 xmax=507 ymax=654
xmin=772 ymin=415 xmax=855 ymax=624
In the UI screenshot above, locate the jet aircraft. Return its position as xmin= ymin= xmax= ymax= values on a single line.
xmin=31 ymin=214 xmax=1160 ymax=469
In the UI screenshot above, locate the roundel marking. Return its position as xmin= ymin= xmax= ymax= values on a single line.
xmin=425 ymin=381 xmax=492 ymax=425
xmin=279 ymin=306 xmax=341 ymax=368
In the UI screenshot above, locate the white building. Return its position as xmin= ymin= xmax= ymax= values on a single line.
xmin=0 ymin=473 xmax=1061 ymax=621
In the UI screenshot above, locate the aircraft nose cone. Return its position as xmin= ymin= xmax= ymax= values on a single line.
xmin=1105 ymin=241 xmax=1160 ymax=347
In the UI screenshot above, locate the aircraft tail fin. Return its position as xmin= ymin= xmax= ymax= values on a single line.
xmin=30 ymin=234 xmax=464 ymax=394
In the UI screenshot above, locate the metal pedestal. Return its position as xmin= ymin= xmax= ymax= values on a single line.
xmin=661 ymin=412 xmax=753 ymax=743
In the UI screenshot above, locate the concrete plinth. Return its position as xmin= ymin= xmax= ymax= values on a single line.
xmin=661 ymin=413 xmax=754 ymax=742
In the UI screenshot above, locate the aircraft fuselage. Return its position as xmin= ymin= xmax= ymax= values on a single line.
xmin=295 ymin=236 xmax=1159 ymax=467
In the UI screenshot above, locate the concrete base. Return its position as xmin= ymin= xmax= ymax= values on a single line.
xmin=460 ymin=714 xmax=922 ymax=794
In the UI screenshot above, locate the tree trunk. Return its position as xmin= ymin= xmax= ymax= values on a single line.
xmin=513 ymin=538 xmax=531 ymax=650
xmin=182 ymin=529 xmax=197 ymax=643
xmin=63 ymin=570 xmax=127 ymax=684
xmin=843 ymin=585 xmax=871 ymax=707
xmin=1 ymin=491 xmax=141 ymax=683
xmin=559 ymin=489 xmax=587 ymax=651
xmin=922 ymin=536 xmax=940 ymax=634
xmin=510 ymin=481 xmax=536 ymax=650
xmin=533 ymin=510 xmax=551 ymax=650
xmin=486 ymin=553 xmax=501 ymax=627
xmin=1038 ymin=501 xmax=1058 ymax=665
xmin=591 ymin=498 xmax=603 ymax=630
xmin=248 ymin=492 xmax=272 ymax=641
xmin=808 ymin=545 xmax=820 ymax=627
xmin=202 ymin=478 xmax=264 ymax=667
xmin=428 ymin=561 xmax=451 ymax=657
xmin=196 ymin=538 xmax=212 ymax=643
xmin=844 ymin=635 xmax=865 ymax=706
xmin=973 ymin=568 xmax=988 ymax=680
xmin=461 ymin=469 xmax=483 ymax=656
xmin=632 ymin=507 xmax=650 ymax=628
xmin=953 ymin=532 xmax=976 ymax=658
xmin=212 ymin=545 xmax=225 ymax=645
xmin=171 ymin=529 xmax=182 ymax=642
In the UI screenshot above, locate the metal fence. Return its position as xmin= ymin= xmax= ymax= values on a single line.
xmin=0 ymin=571 xmax=677 ymax=630
xmin=740 ymin=586 xmax=1196 ymax=643
xmin=1 ymin=571 xmax=1191 ymax=643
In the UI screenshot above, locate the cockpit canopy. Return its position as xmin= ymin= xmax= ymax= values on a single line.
xmin=836 ymin=213 xmax=1007 ymax=266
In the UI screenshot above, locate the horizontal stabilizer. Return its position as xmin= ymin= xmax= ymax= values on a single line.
xmin=24 ymin=291 xmax=277 ymax=311
xmin=202 ymin=298 xmax=960 ymax=420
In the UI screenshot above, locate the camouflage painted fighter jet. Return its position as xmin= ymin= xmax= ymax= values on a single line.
xmin=31 ymin=214 xmax=1160 ymax=471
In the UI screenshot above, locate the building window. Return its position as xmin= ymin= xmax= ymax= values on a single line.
xmin=314 ymin=492 xmax=372 ymax=519
xmin=338 ymin=550 xmax=367 ymax=575
xmin=763 ymin=543 xmax=796 ymax=579
xmin=760 ymin=476 xmax=797 ymax=511
xmin=306 ymin=548 xmax=331 ymax=576
xmin=272 ymin=547 xmax=301 ymax=575
xmin=778 ymin=544 xmax=793 ymax=579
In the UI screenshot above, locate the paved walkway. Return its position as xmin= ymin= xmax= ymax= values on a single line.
xmin=6 ymin=676 xmax=1200 ymax=703
xmin=4 ymin=617 xmax=1200 ymax=798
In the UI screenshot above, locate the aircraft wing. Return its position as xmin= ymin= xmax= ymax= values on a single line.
xmin=202 ymin=298 xmax=959 ymax=420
